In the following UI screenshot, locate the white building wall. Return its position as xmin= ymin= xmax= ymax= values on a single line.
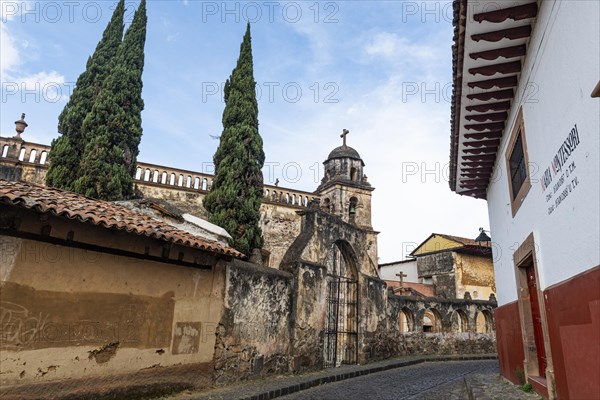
xmin=378 ymin=260 xmax=418 ymax=283
xmin=487 ymin=1 xmax=600 ymax=306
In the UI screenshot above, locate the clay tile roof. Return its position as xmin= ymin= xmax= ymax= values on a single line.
xmin=434 ymin=233 xmax=480 ymax=247
xmin=0 ymin=180 xmax=243 ymax=259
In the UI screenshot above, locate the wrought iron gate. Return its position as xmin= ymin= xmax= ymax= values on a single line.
xmin=324 ymin=275 xmax=358 ymax=368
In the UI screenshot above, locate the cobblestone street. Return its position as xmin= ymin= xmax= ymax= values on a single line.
xmin=166 ymin=357 xmax=542 ymax=400
xmin=279 ymin=360 xmax=492 ymax=400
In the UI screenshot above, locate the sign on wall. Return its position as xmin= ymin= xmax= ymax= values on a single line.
xmin=540 ymin=124 xmax=581 ymax=215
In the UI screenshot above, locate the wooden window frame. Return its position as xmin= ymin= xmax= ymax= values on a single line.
xmin=505 ymin=108 xmax=531 ymax=217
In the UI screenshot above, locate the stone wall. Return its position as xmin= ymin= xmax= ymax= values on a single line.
xmin=214 ymin=260 xmax=293 ymax=384
xmin=289 ymin=262 xmax=328 ymax=371
xmin=417 ymin=252 xmax=455 ymax=277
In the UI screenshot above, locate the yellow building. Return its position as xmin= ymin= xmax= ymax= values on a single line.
xmin=410 ymin=233 xmax=496 ymax=302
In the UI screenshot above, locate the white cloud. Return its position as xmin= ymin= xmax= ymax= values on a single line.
xmin=366 ymin=31 xmax=443 ymax=63
xmin=0 ymin=3 xmax=20 ymax=75
xmin=1 ymin=1 xmax=66 ymax=101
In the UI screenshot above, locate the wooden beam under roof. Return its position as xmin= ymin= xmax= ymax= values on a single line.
xmin=468 ymin=76 xmax=518 ymax=90
xmin=471 ymin=25 xmax=532 ymax=43
xmin=464 ymin=131 xmax=503 ymax=139
xmin=465 ymin=112 xmax=507 ymax=122
xmin=461 ymin=161 xmax=495 ymax=167
xmin=463 ymin=148 xmax=499 ymax=155
xmin=466 ymin=102 xmax=511 ymax=112
xmin=467 ymin=89 xmax=514 ymax=101
xmin=469 ymin=45 xmax=526 ymax=61
xmin=473 ymin=3 xmax=538 ymax=23
xmin=461 ymin=154 xmax=497 ymax=161
xmin=464 ymin=122 xmax=505 ymax=132
xmin=469 ymin=61 xmax=521 ymax=77
xmin=463 ymin=139 xmax=500 ymax=147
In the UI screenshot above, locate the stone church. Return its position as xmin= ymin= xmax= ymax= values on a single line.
xmin=0 ymin=118 xmax=496 ymax=397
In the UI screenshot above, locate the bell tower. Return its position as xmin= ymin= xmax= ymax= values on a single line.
xmin=316 ymin=129 xmax=374 ymax=229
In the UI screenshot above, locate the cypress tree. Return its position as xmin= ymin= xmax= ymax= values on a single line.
xmin=46 ymin=0 xmax=125 ymax=190
xmin=73 ymin=0 xmax=147 ymax=200
xmin=203 ymin=23 xmax=265 ymax=256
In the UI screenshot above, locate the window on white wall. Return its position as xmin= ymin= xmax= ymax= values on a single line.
xmin=505 ymin=108 xmax=531 ymax=216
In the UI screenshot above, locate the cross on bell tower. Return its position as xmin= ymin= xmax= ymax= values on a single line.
xmin=317 ymin=128 xmax=373 ymax=229
xmin=340 ymin=129 xmax=349 ymax=146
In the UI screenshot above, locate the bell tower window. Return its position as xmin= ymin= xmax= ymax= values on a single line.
xmin=349 ymin=197 xmax=358 ymax=223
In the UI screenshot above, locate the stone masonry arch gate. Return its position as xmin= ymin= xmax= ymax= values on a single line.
xmin=281 ymin=207 xmax=379 ymax=369
xmin=323 ymin=240 xmax=359 ymax=367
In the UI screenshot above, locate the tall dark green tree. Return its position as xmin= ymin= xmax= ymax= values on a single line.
xmin=203 ymin=23 xmax=265 ymax=255
xmin=73 ymin=0 xmax=147 ymax=200
xmin=46 ymin=0 xmax=125 ymax=190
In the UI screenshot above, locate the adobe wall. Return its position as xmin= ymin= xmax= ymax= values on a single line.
xmin=0 ymin=236 xmax=226 ymax=393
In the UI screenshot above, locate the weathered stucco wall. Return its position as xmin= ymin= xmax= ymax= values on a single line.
xmin=290 ymin=262 xmax=328 ymax=371
xmin=0 ymin=238 xmax=226 ymax=389
xmin=454 ymin=253 xmax=496 ymax=300
xmin=260 ymin=204 xmax=302 ymax=269
xmin=213 ymin=260 xmax=293 ymax=384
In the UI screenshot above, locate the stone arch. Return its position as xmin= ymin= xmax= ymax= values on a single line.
xmin=475 ymin=309 xmax=494 ymax=333
xmin=1 ymin=145 xmax=8 ymax=158
xmin=422 ymin=308 xmax=442 ymax=333
xmin=18 ymin=147 xmax=26 ymax=161
xmin=39 ymin=151 xmax=48 ymax=164
xmin=135 ymin=167 xmax=142 ymax=180
xmin=28 ymin=149 xmax=37 ymax=163
xmin=323 ymin=239 xmax=359 ymax=367
xmin=350 ymin=167 xmax=358 ymax=181
xmin=324 ymin=239 xmax=359 ymax=279
xmin=399 ymin=307 xmax=414 ymax=333
xmin=451 ymin=309 xmax=469 ymax=333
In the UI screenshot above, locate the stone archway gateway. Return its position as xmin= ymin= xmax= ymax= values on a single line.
xmin=323 ymin=240 xmax=359 ymax=368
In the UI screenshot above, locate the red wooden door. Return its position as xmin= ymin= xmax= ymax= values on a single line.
xmin=526 ymin=265 xmax=547 ymax=376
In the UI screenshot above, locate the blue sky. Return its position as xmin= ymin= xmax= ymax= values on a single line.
xmin=1 ymin=0 xmax=489 ymax=262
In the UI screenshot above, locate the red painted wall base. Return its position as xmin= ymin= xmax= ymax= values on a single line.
xmin=494 ymin=301 xmax=525 ymax=385
xmin=544 ymin=265 xmax=600 ymax=400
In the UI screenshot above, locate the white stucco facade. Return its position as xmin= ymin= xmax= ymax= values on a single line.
xmin=486 ymin=1 xmax=600 ymax=305
xmin=378 ymin=259 xmax=418 ymax=283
